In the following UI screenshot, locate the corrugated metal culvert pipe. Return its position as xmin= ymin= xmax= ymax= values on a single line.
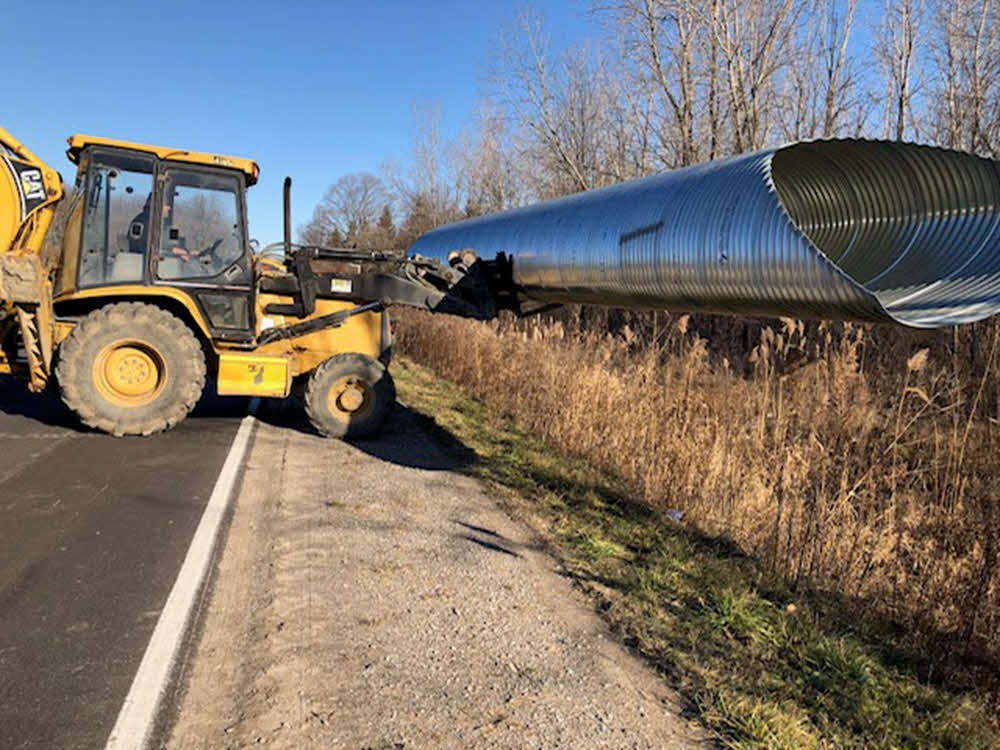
xmin=409 ymin=140 xmax=1000 ymax=328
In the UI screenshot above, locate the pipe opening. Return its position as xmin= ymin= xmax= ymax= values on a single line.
xmin=771 ymin=140 xmax=1000 ymax=325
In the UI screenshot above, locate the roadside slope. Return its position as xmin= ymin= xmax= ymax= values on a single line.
xmin=167 ymin=402 xmax=704 ymax=748
xmin=387 ymin=359 xmax=999 ymax=748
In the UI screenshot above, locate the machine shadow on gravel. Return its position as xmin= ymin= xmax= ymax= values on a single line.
xmin=253 ymin=397 xmax=478 ymax=472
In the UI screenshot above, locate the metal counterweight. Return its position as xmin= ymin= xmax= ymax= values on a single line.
xmin=409 ymin=140 xmax=1000 ymax=328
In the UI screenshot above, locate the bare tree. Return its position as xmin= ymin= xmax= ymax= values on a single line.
xmin=602 ymin=0 xmax=704 ymax=167
xmin=384 ymin=101 xmax=461 ymax=238
xmin=928 ymin=0 xmax=1000 ymax=156
xmin=781 ymin=0 xmax=861 ymax=141
xmin=454 ymin=102 xmax=527 ymax=216
xmin=596 ymin=22 xmax=659 ymax=177
xmin=379 ymin=102 xmax=473 ymax=247
xmin=704 ymin=0 xmax=725 ymax=159
xmin=714 ymin=0 xmax=804 ymax=152
xmin=819 ymin=0 xmax=861 ymax=136
xmin=491 ymin=11 xmax=606 ymax=195
xmin=875 ymin=0 xmax=925 ymax=140
xmin=299 ymin=172 xmax=387 ymax=247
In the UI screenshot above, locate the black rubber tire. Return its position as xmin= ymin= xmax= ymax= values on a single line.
xmin=56 ymin=302 xmax=206 ymax=436
xmin=304 ymin=352 xmax=395 ymax=439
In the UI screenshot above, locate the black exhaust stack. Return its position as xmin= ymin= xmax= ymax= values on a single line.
xmin=263 ymin=175 xmax=319 ymax=319
xmin=283 ymin=176 xmax=292 ymax=257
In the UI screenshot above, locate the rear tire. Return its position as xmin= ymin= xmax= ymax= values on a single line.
xmin=57 ymin=302 xmax=206 ymax=436
xmin=305 ymin=353 xmax=395 ymax=439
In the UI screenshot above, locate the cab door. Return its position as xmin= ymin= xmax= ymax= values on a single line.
xmin=77 ymin=149 xmax=155 ymax=289
xmin=153 ymin=166 xmax=254 ymax=342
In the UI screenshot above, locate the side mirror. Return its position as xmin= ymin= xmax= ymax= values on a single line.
xmin=249 ymin=238 xmax=261 ymax=254
xmin=129 ymin=222 xmax=144 ymax=239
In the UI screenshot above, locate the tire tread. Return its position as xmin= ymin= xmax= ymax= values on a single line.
xmin=304 ymin=352 xmax=395 ymax=439
xmin=56 ymin=302 xmax=206 ymax=436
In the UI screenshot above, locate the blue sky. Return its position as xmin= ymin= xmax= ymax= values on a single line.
xmin=3 ymin=0 xmax=596 ymax=244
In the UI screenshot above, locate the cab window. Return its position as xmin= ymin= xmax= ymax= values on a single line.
xmin=157 ymin=170 xmax=245 ymax=281
xmin=79 ymin=152 xmax=154 ymax=287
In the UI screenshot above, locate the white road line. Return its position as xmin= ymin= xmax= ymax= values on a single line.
xmin=105 ymin=404 xmax=259 ymax=750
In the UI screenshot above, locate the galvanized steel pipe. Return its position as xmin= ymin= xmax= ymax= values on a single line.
xmin=409 ymin=140 xmax=1000 ymax=328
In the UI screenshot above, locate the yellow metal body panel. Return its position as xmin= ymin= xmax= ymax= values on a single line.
xmin=54 ymin=285 xmax=216 ymax=342
xmin=0 ymin=150 xmax=20 ymax=256
xmin=0 ymin=127 xmax=64 ymax=261
xmin=256 ymin=295 xmax=383 ymax=377
xmin=66 ymin=134 xmax=259 ymax=185
xmin=217 ymin=351 xmax=290 ymax=397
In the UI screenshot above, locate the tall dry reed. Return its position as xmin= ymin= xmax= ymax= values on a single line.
xmin=397 ymin=309 xmax=1000 ymax=676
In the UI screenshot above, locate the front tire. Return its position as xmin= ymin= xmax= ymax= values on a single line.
xmin=57 ymin=302 xmax=206 ymax=436
xmin=304 ymin=353 xmax=395 ymax=439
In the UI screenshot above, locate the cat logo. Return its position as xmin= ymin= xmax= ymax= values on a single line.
xmin=19 ymin=169 xmax=45 ymax=201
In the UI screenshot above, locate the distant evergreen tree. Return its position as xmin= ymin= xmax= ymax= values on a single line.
xmin=399 ymin=193 xmax=435 ymax=249
xmin=327 ymin=226 xmax=343 ymax=247
xmin=378 ymin=204 xmax=395 ymax=236
xmin=373 ymin=204 xmax=397 ymax=251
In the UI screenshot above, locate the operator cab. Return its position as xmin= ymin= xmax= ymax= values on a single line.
xmin=63 ymin=135 xmax=260 ymax=342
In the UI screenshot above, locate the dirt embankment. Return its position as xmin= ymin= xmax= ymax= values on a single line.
xmin=166 ymin=405 xmax=704 ymax=749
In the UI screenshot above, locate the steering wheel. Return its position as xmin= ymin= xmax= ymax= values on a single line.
xmin=193 ymin=238 xmax=225 ymax=260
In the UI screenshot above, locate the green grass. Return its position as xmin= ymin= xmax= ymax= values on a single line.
xmin=394 ymin=357 xmax=1000 ymax=749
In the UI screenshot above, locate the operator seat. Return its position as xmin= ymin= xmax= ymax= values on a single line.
xmin=157 ymin=257 xmax=184 ymax=278
xmin=110 ymin=253 xmax=144 ymax=282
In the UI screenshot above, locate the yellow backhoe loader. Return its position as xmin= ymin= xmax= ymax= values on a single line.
xmin=0 ymin=128 xmax=507 ymax=437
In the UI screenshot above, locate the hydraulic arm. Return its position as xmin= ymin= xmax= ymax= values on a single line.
xmin=257 ymin=244 xmax=517 ymax=339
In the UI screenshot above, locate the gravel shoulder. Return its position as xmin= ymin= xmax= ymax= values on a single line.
xmin=166 ymin=403 xmax=705 ymax=749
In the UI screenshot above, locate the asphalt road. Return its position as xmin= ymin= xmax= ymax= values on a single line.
xmin=0 ymin=376 xmax=248 ymax=750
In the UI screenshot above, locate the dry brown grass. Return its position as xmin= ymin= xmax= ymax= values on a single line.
xmin=397 ymin=308 xmax=1000 ymax=684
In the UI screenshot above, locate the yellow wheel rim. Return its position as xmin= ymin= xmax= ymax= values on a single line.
xmin=327 ymin=376 xmax=374 ymax=423
xmin=93 ymin=339 xmax=167 ymax=407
